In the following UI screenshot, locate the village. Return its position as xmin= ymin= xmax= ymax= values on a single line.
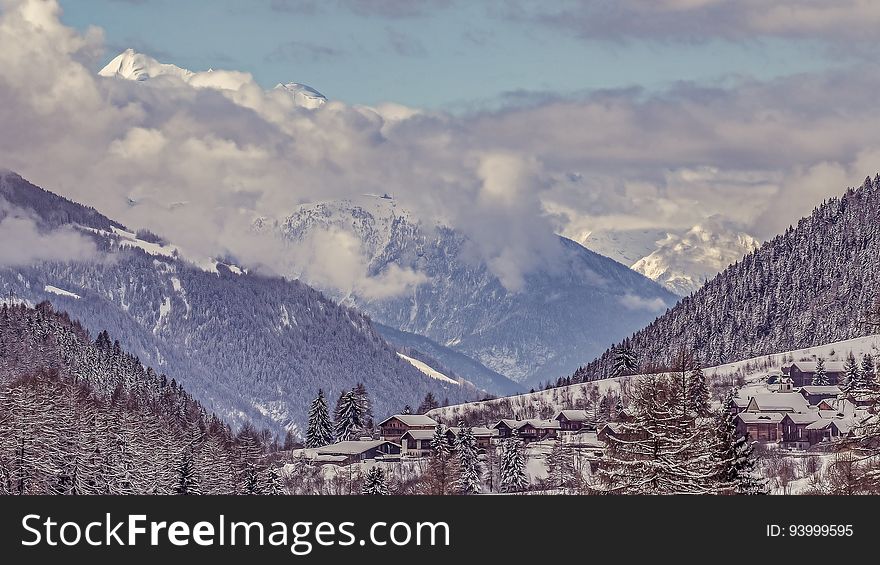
xmin=285 ymin=357 xmax=879 ymax=494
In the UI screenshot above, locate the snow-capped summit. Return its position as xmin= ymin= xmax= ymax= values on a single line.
xmin=274 ymin=82 xmax=327 ymax=109
xmin=630 ymin=219 xmax=760 ymax=296
xmin=98 ymin=48 xmax=193 ymax=82
xmin=98 ymin=50 xmax=327 ymax=109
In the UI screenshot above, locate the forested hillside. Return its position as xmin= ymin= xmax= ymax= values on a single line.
xmin=0 ymin=302 xmax=277 ymax=495
xmin=0 ymin=172 xmax=473 ymax=435
xmin=575 ymin=175 xmax=880 ymax=381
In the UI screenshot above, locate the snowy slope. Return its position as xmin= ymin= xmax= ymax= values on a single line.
xmin=428 ymin=334 xmax=880 ymax=424
xmin=267 ymin=196 xmax=677 ymax=386
xmin=397 ymin=352 xmax=460 ymax=385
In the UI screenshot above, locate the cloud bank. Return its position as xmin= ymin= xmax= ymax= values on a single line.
xmin=2 ymin=0 xmax=880 ymax=296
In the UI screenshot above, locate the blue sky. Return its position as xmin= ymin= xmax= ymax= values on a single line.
xmin=59 ymin=0 xmax=838 ymax=110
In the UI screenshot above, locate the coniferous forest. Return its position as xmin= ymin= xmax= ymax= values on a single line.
xmin=0 ymin=301 xmax=278 ymax=495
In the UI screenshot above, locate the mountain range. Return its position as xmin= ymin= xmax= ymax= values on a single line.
xmin=260 ymin=196 xmax=678 ymax=387
xmin=0 ymin=172 xmax=472 ymax=436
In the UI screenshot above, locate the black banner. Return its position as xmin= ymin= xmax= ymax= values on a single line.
xmin=0 ymin=496 xmax=871 ymax=563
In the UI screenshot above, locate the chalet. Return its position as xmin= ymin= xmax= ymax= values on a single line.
xmin=400 ymin=429 xmax=435 ymax=458
xmin=805 ymin=418 xmax=853 ymax=445
xmin=729 ymin=396 xmax=749 ymax=414
xmin=780 ymin=412 xmax=820 ymax=449
xmin=314 ymin=440 xmax=401 ymax=465
xmin=785 ymin=361 xmax=845 ymax=387
xmin=799 ymin=385 xmax=841 ymax=406
xmin=736 ymin=412 xmax=784 ymax=442
xmin=744 ymin=392 xmax=811 ymax=414
xmin=554 ymin=410 xmax=592 ymax=431
xmin=377 ymin=414 xmax=438 ymax=443
xmin=596 ymin=421 xmax=647 ymax=443
xmin=493 ymin=419 xmax=560 ymax=442
xmin=444 ymin=426 xmax=499 ymax=450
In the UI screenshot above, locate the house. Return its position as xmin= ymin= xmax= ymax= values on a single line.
xmin=744 ymin=392 xmax=811 ymax=414
xmin=799 ymin=385 xmax=841 ymax=406
xmin=736 ymin=412 xmax=784 ymax=442
xmin=780 ymin=412 xmax=821 ymax=449
xmin=314 ymin=440 xmax=401 ymax=465
xmin=400 ymin=429 xmax=435 ymax=458
xmin=377 ymin=414 xmax=438 ymax=443
xmin=596 ymin=421 xmax=647 ymax=443
xmin=805 ymin=418 xmax=854 ymax=445
xmin=785 ymin=361 xmax=846 ymax=387
xmin=493 ymin=419 xmax=560 ymax=442
xmin=730 ymin=396 xmax=750 ymax=414
xmin=554 ymin=410 xmax=592 ymax=431
xmin=444 ymin=426 xmax=499 ymax=450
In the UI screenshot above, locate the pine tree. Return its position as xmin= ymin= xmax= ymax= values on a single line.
xmin=334 ymin=391 xmax=363 ymax=441
xmin=362 ymin=466 xmax=388 ymax=495
xmin=265 ymin=468 xmax=284 ymax=495
xmin=689 ymin=361 xmax=710 ymax=417
xmin=861 ymin=354 xmax=876 ymax=388
xmin=713 ymin=392 xmax=766 ymax=495
xmin=454 ymin=423 xmax=481 ymax=495
xmin=597 ymin=374 xmax=715 ymax=495
xmin=424 ymin=425 xmax=452 ymax=495
xmin=545 ymin=436 xmax=576 ymax=492
xmin=500 ymin=430 xmax=528 ymax=493
xmin=353 ymin=383 xmax=374 ymax=430
xmin=417 ymin=392 xmax=439 ymax=414
xmin=843 ymin=353 xmax=860 ymax=393
xmin=610 ymin=345 xmax=638 ymax=377
xmin=812 ymin=358 xmax=829 ymax=386
xmin=175 ymin=450 xmax=201 ymax=495
xmin=306 ymin=389 xmax=334 ymax=448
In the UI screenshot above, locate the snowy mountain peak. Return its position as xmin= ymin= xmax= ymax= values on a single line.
xmin=98 ymin=49 xmax=193 ymax=82
xmin=273 ymin=82 xmax=327 ymax=109
xmin=631 ymin=220 xmax=760 ymax=296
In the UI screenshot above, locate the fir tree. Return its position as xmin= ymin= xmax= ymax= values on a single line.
xmin=353 ymin=383 xmax=374 ymax=430
xmin=417 ymin=392 xmax=439 ymax=414
xmin=454 ymin=423 xmax=481 ymax=495
xmin=861 ymin=354 xmax=876 ymax=388
xmin=812 ymin=358 xmax=829 ymax=386
xmin=306 ymin=389 xmax=334 ymax=448
xmin=689 ymin=361 xmax=710 ymax=417
xmin=175 ymin=450 xmax=201 ymax=495
xmin=265 ymin=468 xmax=284 ymax=495
xmin=362 ymin=466 xmax=388 ymax=495
xmin=500 ymin=430 xmax=528 ymax=493
xmin=843 ymin=353 xmax=860 ymax=393
xmin=597 ymin=374 xmax=715 ymax=495
xmin=424 ymin=424 xmax=453 ymax=495
xmin=610 ymin=345 xmax=638 ymax=377
xmin=334 ymin=391 xmax=363 ymax=441
xmin=714 ymin=393 xmax=766 ymax=495
xmin=545 ymin=436 xmax=576 ymax=492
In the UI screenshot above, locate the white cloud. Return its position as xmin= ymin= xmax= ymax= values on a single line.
xmin=618 ymin=293 xmax=668 ymax=312
xmin=2 ymin=0 xmax=880 ymax=297
xmin=0 ymin=214 xmax=98 ymax=266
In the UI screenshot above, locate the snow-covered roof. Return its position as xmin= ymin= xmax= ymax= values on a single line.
xmin=782 ymin=412 xmax=821 ymax=425
xmin=789 ymin=361 xmax=846 ymax=373
xmin=799 ymin=386 xmax=842 ymax=395
xmin=401 ymin=429 xmax=435 ymax=441
xmin=315 ymin=440 xmax=399 ymax=455
xmin=378 ymin=414 xmax=438 ymax=427
xmin=805 ymin=419 xmax=835 ymax=431
xmin=733 ymin=397 xmax=750 ymax=407
xmin=494 ymin=418 xmax=560 ymax=430
xmin=555 ymin=410 xmax=590 ymax=422
xmin=745 ymin=393 xmax=810 ymax=413
xmin=737 ymin=412 xmax=785 ymax=424
xmin=313 ymin=454 xmax=348 ymax=463
xmin=447 ymin=426 xmax=498 ymax=438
